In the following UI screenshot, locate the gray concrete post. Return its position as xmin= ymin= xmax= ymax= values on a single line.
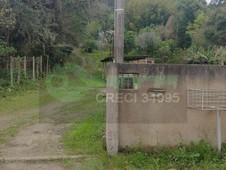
xmin=216 ymin=110 xmax=222 ymax=153
xmin=106 ymin=64 xmax=119 ymax=155
xmin=114 ymin=0 xmax=124 ymax=63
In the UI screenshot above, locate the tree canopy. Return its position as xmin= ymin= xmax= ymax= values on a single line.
xmin=0 ymin=0 xmax=226 ymax=64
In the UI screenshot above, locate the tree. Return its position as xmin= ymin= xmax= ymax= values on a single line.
xmin=0 ymin=0 xmax=16 ymax=45
xmin=174 ymin=0 xmax=207 ymax=48
xmin=87 ymin=2 xmax=113 ymax=32
xmin=212 ymin=46 xmax=226 ymax=65
xmin=210 ymin=0 xmax=226 ymax=5
xmin=135 ymin=27 xmax=162 ymax=55
xmin=205 ymin=5 xmax=226 ymax=46
xmin=10 ymin=0 xmax=56 ymax=56
xmin=124 ymin=31 xmax=136 ymax=54
xmin=186 ymin=11 xmax=210 ymax=48
xmin=157 ymin=40 xmax=177 ymax=59
xmin=0 ymin=39 xmax=16 ymax=57
xmin=164 ymin=15 xmax=177 ymax=40
xmin=125 ymin=0 xmax=171 ymax=32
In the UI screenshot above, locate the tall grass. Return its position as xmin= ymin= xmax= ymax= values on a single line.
xmin=61 ymin=60 xmax=226 ymax=169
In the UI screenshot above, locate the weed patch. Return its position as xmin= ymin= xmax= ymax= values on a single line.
xmin=63 ymin=86 xmax=226 ymax=169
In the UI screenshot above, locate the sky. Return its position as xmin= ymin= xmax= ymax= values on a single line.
xmin=206 ymin=0 xmax=211 ymax=4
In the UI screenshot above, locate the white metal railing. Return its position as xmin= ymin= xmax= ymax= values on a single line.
xmin=187 ymin=89 xmax=226 ymax=110
xmin=187 ymin=89 xmax=226 ymax=154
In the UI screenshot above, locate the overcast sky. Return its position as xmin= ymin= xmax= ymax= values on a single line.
xmin=206 ymin=0 xmax=211 ymax=4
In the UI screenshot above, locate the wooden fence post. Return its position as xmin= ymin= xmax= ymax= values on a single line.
xmin=36 ymin=57 xmax=39 ymax=78
xmin=6 ymin=58 xmax=9 ymax=71
xmin=33 ymin=56 xmax=35 ymax=80
xmin=40 ymin=56 xmax=43 ymax=78
xmin=17 ymin=57 xmax=21 ymax=84
xmin=24 ymin=56 xmax=27 ymax=78
xmin=10 ymin=56 xmax=14 ymax=87
xmin=46 ymin=55 xmax=49 ymax=75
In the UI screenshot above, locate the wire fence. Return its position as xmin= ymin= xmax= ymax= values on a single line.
xmin=187 ymin=89 xmax=226 ymax=110
xmin=0 ymin=56 xmax=50 ymax=86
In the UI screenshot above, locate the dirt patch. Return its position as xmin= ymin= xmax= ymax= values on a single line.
xmin=0 ymin=100 xmax=77 ymax=169
xmin=0 ymin=108 xmax=38 ymax=135
xmin=0 ymin=123 xmax=67 ymax=158
xmin=0 ymin=162 xmax=65 ymax=170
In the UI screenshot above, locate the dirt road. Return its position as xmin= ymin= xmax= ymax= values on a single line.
xmin=0 ymin=100 xmax=80 ymax=170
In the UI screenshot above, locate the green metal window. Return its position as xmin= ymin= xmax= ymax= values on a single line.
xmin=119 ymin=74 xmax=139 ymax=89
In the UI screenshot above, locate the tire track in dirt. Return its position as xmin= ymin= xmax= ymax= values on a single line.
xmin=0 ymin=101 xmax=77 ymax=170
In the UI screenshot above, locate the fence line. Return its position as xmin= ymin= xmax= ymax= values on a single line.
xmin=0 ymin=56 xmax=50 ymax=87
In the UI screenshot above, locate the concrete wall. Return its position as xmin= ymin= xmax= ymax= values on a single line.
xmin=106 ymin=64 xmax=226 ymax=150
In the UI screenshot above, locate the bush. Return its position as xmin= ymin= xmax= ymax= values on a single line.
xmin=82 ymin=39 xmax=98 ymax=53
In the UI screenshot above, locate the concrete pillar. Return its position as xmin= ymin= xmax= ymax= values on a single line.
xmin=114 ymin=0 xmax=124 ymax=63
xmin=106 ymin=0 xmax=124 ymax=155
xmin=106 ymin=64 xmax=119 ymax=155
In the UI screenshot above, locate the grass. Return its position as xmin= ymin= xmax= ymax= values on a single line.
xmin=61 ymin=80 xmax=226 ymax=169
xmin=59 ymin=61 xmax=106 ymax=153
xmin=62 ymin=94 xmax=226 ymax=169
xmin=61 ymin=60 xmax=226 ymax=169
xmin=63 ymin=90 xmax=105 ymax=154
xmin=0 ymin=78 xmax=61 ymax=115
xmin=0 ymin=78 xmax=61 ymax=145
xmin=44 ymin=62 xmax=104 ymax=103
xmin=0 ymin=110 xmax=38 ymax=145
xmin=1 ymin=51 xmax=226 ymax=169
xmin=0 ymin=51 xmax=106 ymax=146
xmin=0 ymin=91 xmax=39 ymax=114
xmin=0 ymin=89 xmax=40 ymax=145
xmin=70 ymin=49 xmax=109 ymax=79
